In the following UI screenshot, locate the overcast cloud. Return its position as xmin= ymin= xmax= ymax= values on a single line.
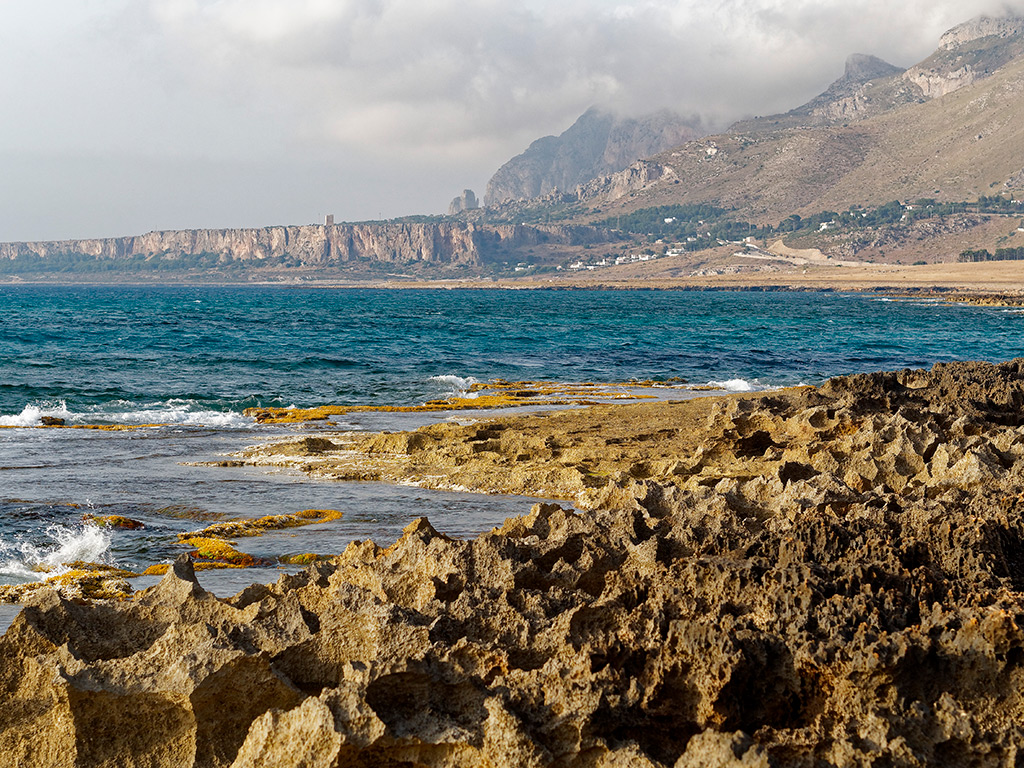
xmin=0 ymin=0 xmax=1021 ymax=240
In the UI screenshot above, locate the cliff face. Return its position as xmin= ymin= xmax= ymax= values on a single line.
xmin=729 ymin=15 xmax=1024 ymax=137
xmin=574 ymin=160 xmax=679 ymax=205
xmin=0 ymin=221 xmax=619 ymax=272
xmin=484 ymin=108 xmax=703 ymax=206
xmin=939 ymin=15 xmax=1024 ymax=49
xmin=447 ymin=190 xmax=479 ymax=215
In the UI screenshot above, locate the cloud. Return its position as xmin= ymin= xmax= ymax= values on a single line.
xmin=132 ymin=0 xmax=1024 ymax=155
xmin=1 ymin=0 xmax=1022 ymax=239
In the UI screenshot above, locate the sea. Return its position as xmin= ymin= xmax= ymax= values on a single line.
xmin=2 ymin=284 xmax=1023 ymax=629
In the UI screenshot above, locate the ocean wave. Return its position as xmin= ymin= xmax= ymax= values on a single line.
xmin=0 ymin=524 xmax=112 ymax=584
xmin=705 ymin=378 xmax=760 ymax=392
xmin=0 ymin=401 xmax=71 ymax=427
xmin=429 ymin=375 xmax=480 ymax=397
xmin=91 ymin=400 xmax=253 ymax=428
xmin=0 ymin=399 xmax=253 ymax=429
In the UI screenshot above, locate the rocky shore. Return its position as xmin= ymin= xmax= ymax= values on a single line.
xmin=4 ymin=360 xmax=1024 ymax=766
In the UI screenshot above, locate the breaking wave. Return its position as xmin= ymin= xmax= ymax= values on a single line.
xmin=0 ymin=524 xmax=112 ymax=584
xmin=0 ymin=401 xmax=72 ymax=427
xmin=429 ymin=375 xmax=480 ymax=398
xmin=0 ymin=399 xmax=253 ymax=429
xmin=705 ymin=378 xmax=760 ymax=392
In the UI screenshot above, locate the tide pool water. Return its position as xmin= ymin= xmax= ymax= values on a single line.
xmin=1 ymin=284 xmax=1023 ymax=602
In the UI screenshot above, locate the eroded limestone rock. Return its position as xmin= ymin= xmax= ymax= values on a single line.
xmin=4 ymin=360 xmax=1024 ymax=765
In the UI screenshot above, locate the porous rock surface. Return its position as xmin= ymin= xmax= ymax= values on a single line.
xmin=5 ymin=360 xmax=1024 ymax=766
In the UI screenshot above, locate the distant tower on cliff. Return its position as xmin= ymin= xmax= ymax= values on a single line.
xmin=325 ymin=214 xmax=335 ymax=226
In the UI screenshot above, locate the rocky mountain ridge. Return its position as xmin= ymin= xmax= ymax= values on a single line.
xmin=470 ymin=13 xmax=1024 ymax=231
xmin=551 ymin=14 xmax=1024 ymax=223
xmin=483 ymin=107 xmax=703 ymax=207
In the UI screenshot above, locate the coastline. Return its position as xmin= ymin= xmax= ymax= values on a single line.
xmin=3 ymin=359 xmax=1024 ymax=764
xmin=5 ymin=258 xmax=1024 ymax=303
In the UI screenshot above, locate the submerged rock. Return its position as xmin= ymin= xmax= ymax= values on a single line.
xmin=4 ymin=360 xmax=1024 ymax=765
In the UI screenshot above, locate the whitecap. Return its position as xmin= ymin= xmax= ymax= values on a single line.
xmin=80 ymin=399 xmax=254 ymax=428
xmin=429 ymin=375 xmax=480 ymax=397
xmin=0 ymin=524 xmax=112 ymax=584
xmin=707 ymin=378 xmax=758 ymax=392
xmin=0 ymin=400 xmax=71 ymax=427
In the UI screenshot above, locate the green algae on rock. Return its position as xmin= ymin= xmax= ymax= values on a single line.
xmin=178 ymin=509 xmax=343 ymax=540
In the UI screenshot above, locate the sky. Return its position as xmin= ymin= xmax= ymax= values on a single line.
xmin=1 ymin=0 xmax=1022 ymax=241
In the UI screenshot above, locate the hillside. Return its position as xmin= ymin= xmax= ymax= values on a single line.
xmin=483 ymin=107 xmax=704 ymax=206
xmin=565 ymin=15 xmax=1024 ymax=224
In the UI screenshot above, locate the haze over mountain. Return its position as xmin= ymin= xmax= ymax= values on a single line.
xmin=482 ymin=108 xmax=704 ymax=207
xmin=6 ymin=13 xmax=1024 ymax=280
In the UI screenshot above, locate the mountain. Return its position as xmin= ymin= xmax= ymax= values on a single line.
xmin=565 ymin=15 xmax=1024 ymax=222
xmin=483 ymin=107 xmax=704 ymax=206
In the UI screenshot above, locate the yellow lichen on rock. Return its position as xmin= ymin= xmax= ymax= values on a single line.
xmin=179 ymin=536 xmax=260 ymax=568
xmin=0 ymin=562 xmax=136 ymax=604
xmin=179 ymin=509 xmax=343 ymax=540
xmin=144 ymin=561 xmax=243 ymax=575
xmin=243 ymin=379 xmax=664 ymax=424
xmin=82 ymin=513 xmax=145 ymax=530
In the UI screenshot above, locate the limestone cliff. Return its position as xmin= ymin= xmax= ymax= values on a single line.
xmin=731 ymin=14 xmax=1024 ymax=136
xmin=0 ymin=220 xmax=619 ymax=273
xmin=939 ymin=15 xmax=1024 ymax=49
xmin=484 ymin=107 xmax=703 ymax=206
xmin=574 ymin=160 xmax=679 ymax=205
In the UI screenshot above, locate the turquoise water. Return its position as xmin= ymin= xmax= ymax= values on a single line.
xmin=1 ymin=285 xmax=1022 ymax=600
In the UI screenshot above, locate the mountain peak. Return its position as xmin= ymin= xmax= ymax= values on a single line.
xmin=940 ymin=15 xmax=1024 ymax=50
xmin=842 ymin=54 xmax=903 ymax=84
xmin=483 ymin=108 xmax=703 ymax=207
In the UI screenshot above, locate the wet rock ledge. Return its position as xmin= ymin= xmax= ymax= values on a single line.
xmin=4 ymin=360 xmax=1024 ymax=766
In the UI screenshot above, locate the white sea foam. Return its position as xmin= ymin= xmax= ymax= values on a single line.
xmin=707 ymin=378 xmax=758 ymax=392
xmin=429 ymin=375 xmax=480 ymax=397
xmin=1 ymin=399 xmax=252 ymax=429
xmin=0 ymin=401 xmax=71 ymax=427
xmin=86 ymin=399 xmax=254 ymax=428
xmin=0 ymin=525 xmax=112 ymax=584
xmin=106 ymin=403 xmax=252 ymax=428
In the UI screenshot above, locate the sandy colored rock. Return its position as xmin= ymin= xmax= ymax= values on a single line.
xmin=4 ymin=360 xmax=1024 ymax=765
